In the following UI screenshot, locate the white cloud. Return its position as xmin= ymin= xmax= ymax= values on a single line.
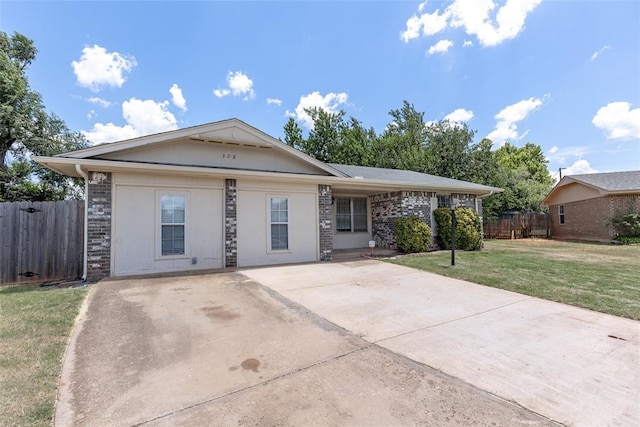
xmin=83 ymin=98 xmax=178 ymax=144
xmin=444 ymin=108 xmax=474 ymax=123
xmin=401 ymin=0 xmax=541 ymax=47
xmin=563 ymin=159 xmax=598 ymax=176
xmin=463 ymin=40 xmax=474 ymax=47
xmin=590 ymin=45 xmax=611 ymax=61
xmin=592 ymin=101 xmax=640 ymax=140
xmin=213 ymin=71 xmax=255 ymax=100
xmin=87 ymin=110 xmax=96 ymax=120
xmin=401 ymin=7 xmax=450 ymax=42
xmin=546 ymin=145 xmax=590 ymax=164
xmin=427 ymin=39 xmax=454 ymax=55
xmin=213 ymin=88 xmax=231 ymax=98
xmin=72 ymin=45 xmax=136 ymax=92
xmin=287 ymin=91 xmax=349 ymax=129
xmin=486 ymin=97 xmax=543 ymax=145
xmin=267 ymin=98 xmax=282 ymax=106
xmin=86 ymin=97 xmax=113 ymax=108
xmin=169 ymin=84 xmax=187 ymax=112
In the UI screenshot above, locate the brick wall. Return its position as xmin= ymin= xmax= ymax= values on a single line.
xmin=225 ymin=179 xmax=237 ymax=268
xmin=548 ymin=194 xmax=640 ymax=241
xmin=86 ymin=172 xmax=112 ymax=281
xmin=318 ymin=185 xmax=333 ymax=261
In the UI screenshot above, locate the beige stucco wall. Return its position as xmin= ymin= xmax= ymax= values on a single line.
xmin=111 ymin=173 xmax=224 ymax=276
xmin=101 ymin=140 xmax=327 ymax=175
xmin=237 ymin=180 xmax=318 ymax=267
xmin=546 ymin=182 xmax=602 ymax=205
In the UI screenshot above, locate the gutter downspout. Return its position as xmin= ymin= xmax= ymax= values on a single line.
xmin=75 ymin=165 xmax=89 ymax=282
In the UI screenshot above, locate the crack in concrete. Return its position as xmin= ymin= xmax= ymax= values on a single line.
xmin=374 ymin=296 xmax=532 ymax=345
xmin=133 ymin=345 xmax=371 ymax=426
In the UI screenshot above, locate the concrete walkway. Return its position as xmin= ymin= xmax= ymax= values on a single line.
xmin=242 ymin=259 xmax=640 ymax=426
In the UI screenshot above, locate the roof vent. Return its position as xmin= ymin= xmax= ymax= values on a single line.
xmin=354 ymin=176 xmax=364 ymax=179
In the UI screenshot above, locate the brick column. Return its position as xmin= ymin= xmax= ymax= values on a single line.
xmin=225 ymin=179 xmax=237 ymax=268
xmin=86 ymin=172 xmax=112 ymax=281
xmin=318 ymin=185 xmax=333 ymax=261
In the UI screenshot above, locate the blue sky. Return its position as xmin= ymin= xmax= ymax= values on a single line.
xmin=2 ymin=0 xmax=639 ymax=179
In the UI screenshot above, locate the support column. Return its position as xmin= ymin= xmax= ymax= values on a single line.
xmin=318 ymin=185 xmax=333 ymax=261
xmin=86 ymin=172 xmax=112 ymax=281
xmin=225 ymin=179 xmax=237 ymax=268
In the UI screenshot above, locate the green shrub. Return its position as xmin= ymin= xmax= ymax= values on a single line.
xmin=613 ymin=236 xmax=640 ymax=245
xmin=395 ymin=216 xmax=432 ymax=253
xmin=433 ymin=207 xmax=483 ymax=251
xmin=609 ymin=212 xmax=640 ymax=238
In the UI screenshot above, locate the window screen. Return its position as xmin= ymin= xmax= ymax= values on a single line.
xmin=270 ymin=197 xmax=289 ymax=250
xmin=160 ymin=195 xmax=185 ymax=256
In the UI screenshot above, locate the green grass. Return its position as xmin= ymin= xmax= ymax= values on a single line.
xmin=389 ymin=239 xmax=640 ymax=320
xmin=0 ymin=285 xmax=87 ymax=427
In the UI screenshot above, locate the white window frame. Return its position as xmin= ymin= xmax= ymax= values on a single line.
xmin=156 ymin=191 xmax=189 ymax=259
xmin=335 ymin=197 xmax=368 ymax=233
xmin=558 ymin=205 xmax=565 ymax=225
xmin=267 ymin=195 xmax=290 ymax=252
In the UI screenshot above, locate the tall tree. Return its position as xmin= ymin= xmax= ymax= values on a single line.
xmin=283 ymin=117 xmax=303 ymax=150
xmin=423 ymin=119 xmax=475 ymax=179
xmin=375 ymin=101 xmax=428 ymax=170
xmin=0 ymin=31 xmax=88 ymax=201
xmin=484 ymin=142 xmax=554 ymax=215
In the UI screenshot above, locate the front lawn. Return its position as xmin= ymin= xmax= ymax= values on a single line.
xmin=389 ymin=239 xmax=640 ymax=320
xmin=0 ymin=285 xmax=87 ymax=426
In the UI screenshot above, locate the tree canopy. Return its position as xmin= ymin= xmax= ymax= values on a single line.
xmin=1 ymin=31 xmax=88 ymax=202
xmin=283 ymin=101 xmax=554 ymax=217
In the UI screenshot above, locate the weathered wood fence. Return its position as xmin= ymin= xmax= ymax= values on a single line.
xmin=483 ymin=213 xmax=550 ymax=239
xmin=0 ymin=200 xmax=84 ymax=285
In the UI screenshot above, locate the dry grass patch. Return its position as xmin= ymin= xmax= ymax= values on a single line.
xmin=0 ymin=285 xmax=87 ymax=427
xmin=389 ymin=239 xmax=640 ymax=320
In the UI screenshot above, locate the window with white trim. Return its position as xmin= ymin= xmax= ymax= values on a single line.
xmin=558 ymin=205 xmax=565 ymax=224
xmin=336 ymin=197 xmax=368 ymax=232
xmin=437 ymin=195 xmax=451 ymax=208
xmin=160 ymin=194 xmax=186 ymax=256
xmin=270 ymin=197 xmax=289 ymax=250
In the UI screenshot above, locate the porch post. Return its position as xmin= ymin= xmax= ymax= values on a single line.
xmin=318 ymin=185 xmax=333 ymax=261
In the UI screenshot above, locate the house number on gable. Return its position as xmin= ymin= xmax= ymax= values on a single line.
xmin=222 ymin=153 xmax=236 ymax=159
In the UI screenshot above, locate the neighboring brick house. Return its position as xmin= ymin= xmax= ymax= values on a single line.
xmin=543 ymin=171 xmax=640 ymax=242
xmin=34 ymin=119 xmax=501 ymax=280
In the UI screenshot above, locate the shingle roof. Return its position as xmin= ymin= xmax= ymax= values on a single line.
xmin=329 ymin=163 xmax=501 ymax=192
xmin=567 ymin=170 xmax=640 ymax=192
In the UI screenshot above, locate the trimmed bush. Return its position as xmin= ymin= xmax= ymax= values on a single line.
xmin=395 ymin=216 xmax=432 ymax=253
xmin=433 ymin=207 xmax=483 ymax=251
xmin=609 ymin=212 xmax=640 ymax=238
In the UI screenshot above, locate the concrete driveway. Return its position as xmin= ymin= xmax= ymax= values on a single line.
xmin=242 ymin=259 xmax=640 ymax=426
xmin=56 ymin=272 xmax=553 ymax=426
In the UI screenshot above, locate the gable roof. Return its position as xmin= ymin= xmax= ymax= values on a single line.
xmin=563 ymin=171 xmax=640 ymax=192
xmin=40 ymin=118 xmax=347 ymax=178
xmin=543 ymin=170 xmax=640 ymax=205
xmin=33 ymin=118 xmax=502 ymax=196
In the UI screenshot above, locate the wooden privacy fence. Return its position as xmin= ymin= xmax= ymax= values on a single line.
xmin=483 ymin=213 xmax=550 ymax=239
xmin=0 ymin=200 xmax=84 ymax=285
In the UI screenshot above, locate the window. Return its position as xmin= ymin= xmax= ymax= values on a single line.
xmin=270 ymin=197 xmax=288 ymax=250
xmin=558 ymin=205 xmax=565 ymax=224
xmin=160 ymin=194 xmax=186 ymax=256
xmin=336 ymin=197 xmax=368 ymax=232
xmin=437 ymin=195 xmax=451 ymax=208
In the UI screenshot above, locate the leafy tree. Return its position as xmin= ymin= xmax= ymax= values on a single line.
xmin=375 ymin=101 xmax=428 ymax=170
xmin=423 ymin=120 xmax=474 ymax=180
xmin=283 ymin=117 xmax=303 ymax=150
xmin=0 ymin=31 xmax=88 ymax=201
xmin=334 ymin=116 xmax=377 ymax=166
xmin=481 ymin=142 xmax=554 ymax=215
